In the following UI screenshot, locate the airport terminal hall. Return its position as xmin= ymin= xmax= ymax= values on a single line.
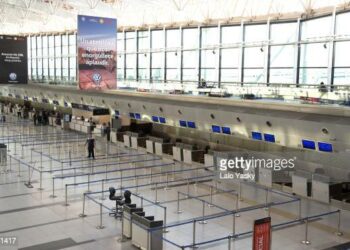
xmin=2 ymin=0 xmax=350 ymax=250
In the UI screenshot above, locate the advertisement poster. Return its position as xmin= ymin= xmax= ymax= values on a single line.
xmin=0 ymin=35 xmax=28 ymax=84
xmin=77 ymin=15 xmax=117 ymax=90
xmin=252 ymin=217 xmax=271 ymax=250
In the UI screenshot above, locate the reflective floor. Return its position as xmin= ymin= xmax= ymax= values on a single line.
xmin=0 ymin=116 xmax=349 ymax=250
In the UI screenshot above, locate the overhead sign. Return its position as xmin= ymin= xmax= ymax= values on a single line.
xmin=0 ymin=35 xmax=28 ymax=84
xmin=252 ymin=217 xmax=271 ymax=250
xmin=77 ymin=15 xmax=117 ymax=90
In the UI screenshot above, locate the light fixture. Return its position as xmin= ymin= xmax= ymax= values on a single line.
xmin=323 ymin=43 xmax=327 ymax=49
xmin=260 ymin=47 xmax=264 ymax=52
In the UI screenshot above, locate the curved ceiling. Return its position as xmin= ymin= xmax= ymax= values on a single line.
xmin=0 ymin=0 xmax=349 ymax=35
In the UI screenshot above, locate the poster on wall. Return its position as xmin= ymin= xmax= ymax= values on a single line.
xmin=77 ymin=15 xmax=117 ymax=90
xmin=0 ymin=35 xmax=28 ymax=84
xmin=252 ymin=217 xmax=271 ymax=250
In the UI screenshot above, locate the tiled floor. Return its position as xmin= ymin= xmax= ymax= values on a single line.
xmin=0 ymin=116 xmax=349 ymax=250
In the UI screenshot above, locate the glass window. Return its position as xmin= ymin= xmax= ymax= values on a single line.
xmin=245 ymin=24 xmax=267 ymax=43
xmin=300 ymin=43 xmax=329 ymax=67
xmin=221 ymin=69 xmax=239 ymax=82
xmin=336 ymin=12 xmax=350 ymax=36
xmin=270 ymin=22 xmax=297 ymax=43
xmin=221 ymin=26 xmax=241 ymax=44
xmin=36 ymin=37 xmax=42 ymax=57
xmin=244 ymin=47 xmax=265 ymax=68
xmin=299 ymin=68 xmax=328 ymax=84
xmin=166 ymin=69 xmax=179 ymax=81
xmin=201 ymin=27 xmax=218 ymax=47
xmin=151 ymin=30 xmax=164 ymax=49
xmin=301 ymin=16 xmax=332 ymax=39
xmin=334 ymin=68 xmax=350 ymax=85
xmin=183 ymin=69 xmax=197 ymax=81
xmin=244 ymin=68 xmax=265 ymax=83
xmin=270 ymin=45 xmax=295 ymax=67
xmin=117 ymin=32 xmax=124 ymax=51
xmin=221 ymin=48 xmax=240 ymax=68
xmin=201 ymin=49 xmax=216 ymax=68
xmin=126 ymin=54 xmax=136 ymax=68
xmin=138 ymin=31 xmax=149 ymax=50
xmin=166 ymin=51 xmax=178 ymax=68
xmin=183 ymin=51 xmax=198 ymax=68
xmin=334 ymin=41 xmax=350 ymax=67
xmin=183 ymin=28 xmax=199 ymax=48
xmin=166 ymin=29 xmax=180 ymax=48
xmin=269 ymin=69 xmax=294 ymax=84
xmin=201 ymin=69 xmax=216 ymax=82
xmin=125 ymin=32 xmax=136 ymax=52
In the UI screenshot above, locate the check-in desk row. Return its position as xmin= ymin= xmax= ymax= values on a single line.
xmin=146 ymin=137 xmax=173 ymax=156
xmin=123 ymin=132 xmax=148 ymax=149
xmin=123 ymin=204 xmax=163 ymax=250
xmin=173 ymin=143 xmax=205 ymax=164
xmin=69 ymin=119 xmax=103 ymax=136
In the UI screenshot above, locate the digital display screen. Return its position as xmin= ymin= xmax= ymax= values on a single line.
xmin=222 ymin=127 xmax=231 ymax=135
xmin=135 ymin=113 xmax=141 ymax=120
xmin=115 ymin=110 xmax=120 ymax=118
xmin=212 ymin=125 xmax=221 ymax=133
xmin=318 ymin=142 xmax=333 ymax=152
xmin=52 ymin=100 xmax=59 ymax=106
xmin=179 ymin=120 xmax=187 ymax=127
xmin=252 ymin=132 xmax=262 ymax=140
xmin=152 ymin=116 xmax=159 ymax=122
xmin=42 ymin=98 xmax=49 ymax=104
xmin=187 ymin=121 xmax=196 ymax=128
xmin=159 ymin=117 xmax=166 ymax=124
xmin=302 ymin=140 xmax=316 ymax=150
xmin=129 ymin=113 xmax=135 ymax=119
xmin=264 ymin=134 xmax=275 ymax=143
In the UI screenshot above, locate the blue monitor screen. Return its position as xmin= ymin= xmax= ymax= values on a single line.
xmin=159 ymin=117 xmax=166 ymax=124
xmin=129 ymin=113 xmax=135 ymax=119
xmin=318 ymin=142 xmax=333 ymax=152
xmin=222 ymin=127 xmax=231 ymax=134
xmin=264 ymin=134 xmax=275 ymax=143
xmin=187 ymin=121 xmax=196 ymax=128
xmin=302 ymin=140 xmax=316 ymax=150
xmin=24 ymin=96 xmax=29 ymax=101
xmin=152 ymin=116 xmax=159 ymax=122
xmin=135 ymin=113 xmax=141 ymax=120
xmin=179 ymin=120 xmax=187 ymax=127
xmin=252 ymin=132 xmax=262 ymax=140
xmin=212 ymin=125 xmax=221 ymax=133
xmin=115 ymin=110 xmax=120 ymax=117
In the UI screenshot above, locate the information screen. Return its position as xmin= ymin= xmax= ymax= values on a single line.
xmin=0 ymin=36 xmax=28 ymax=84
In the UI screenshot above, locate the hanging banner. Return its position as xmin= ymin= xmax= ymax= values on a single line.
xmin=252 ymin=217 xmax=271 ymax=250
xmin=0 ymin=35 xmax=28 ymax=84
xmin=77 ymin=15 xmax=117 ymax=90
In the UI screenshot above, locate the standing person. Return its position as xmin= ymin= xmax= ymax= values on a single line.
xmin=33 ymin=112 xmax=37 ymax=126
xmin=85 ymin=135 xmax=95 ymax=159
xmin=105 ymin=122 xmax=111 ymax=142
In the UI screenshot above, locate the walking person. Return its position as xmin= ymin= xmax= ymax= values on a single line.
xmin=85 ymin=134 xmax=95 ymax=159
xmin=105 ymin=122 xmax=111 ymax=142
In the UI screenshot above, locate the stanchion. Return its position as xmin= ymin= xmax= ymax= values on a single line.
xmin=235 ymin=194 xmax=240 ymax=217
xmin=231 ymin=212 xmax=236 ymax=237
xmin=9 ymin=155 xmax=12 ymax=172
xmin=298 ymin=199 xmax=302 ymax=219
xmin=208 ymin=186 xmax=214 ymax=207
xmin=163 ymin=207 xmax=169 ymax=233
xmin=192 ymin=220 xmax=197 ymax=249
xmin=264 ymin=188 xmax=269 ymax=211
xmin=238 ymin=181 xmax=243 ymax=201
xmin=198 ymin=201 xmax=207 ymax=224
xmin=100 ymin=179 xmax=106 ymax=200
xmin=40 ymin=152 xmax=43 ymax=170
xmin=17 ymin=159 xmax=21 ymax=177
xmin=14 ymin=139 xmax=17 ymax=155
xmin=49 ymin=145 xmax=52 ymax=172
xmin=164 ymin=173 xmax=171 ymax=190
xmin=135 ymin=176 xmax=139 ymax=195
xmin=96 ymin=203 xmax=105 ymax=229
xmin=155 ymin=183 xmax=160 ymax=204
xmin=30 ymin=148 xmax=33 ymax=163
xmin=175 ymin=192 xmax=183 ymax=214
xmin=61 ymin=162 xmax=63 ymax=176
xmin=21 ymin=145 xmax=24 ymax=159
xmin=74 ymin=168 xmax=76 ymax=185
xmin=38 ymin=171 xmax=44 ymax=190
xmin=301 ymin=219 xmax=311 ymax=245
xmin=50 ymin=178 xmax=57 ymax=198
xmin=336 ymin=210 xmax=343 ymax=236
xmin=64 ymin=184 xmax=70 ymax=206
xmin=87 ymin=174 xmax=91 ymax=192
xmin=187 ymin=178 xmax=190 ymax=198
xmin=228 ymin=235 xmax=232 ymax=250
xmin=79 ymin=194 xmax=87 ymax=217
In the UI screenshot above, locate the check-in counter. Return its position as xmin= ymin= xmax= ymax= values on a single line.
xmin=123 ymin=133 xmax=131 ymax=147
xmin=146 ymin=140 xmax=155 ymax=153
xmin=131 ymin=213 xmax=163 ymax=250
xmin=111 ymin=131 xmax=118 ymax=143
xmin=49 ymin=116 xmax=54 ymax=126
xmin=292 ymin=170 xmax=312 ymax=197
xmin=172 ymin=144 xmax=183 ymax=161
xmin=155 ymin=142 xmax=173 ymax=156
xmin=204 ymin=153 xmax=214 ymax=167
xmin=183 ymin=149 xmax=204 ymax=164
xmin=123 ymin=204 xmax=144 ymax=239
xmin=130 ymin=132 xmax=148 ymax=149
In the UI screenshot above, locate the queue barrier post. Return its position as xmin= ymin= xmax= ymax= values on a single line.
xmin=163 ymin=207 xmax=169 ymax=233
xmin=337 ymin=210 xmax=343 ymax=236
xmin=198 ymin=200 xmax=207 ymax=224
xmin=208 ymin=186 xmax=214 ymax=207
xmin=64 ymin=184 xmax=70 ymax=206
xmin=96 ymin=203 xmax=105 ymax=229
xmin=235 ymin=194 xmax=240 ymax=217
xmin=50 ymin=178 xmax=57 ymax=198
xmin=175 ymin=191 xmax=183 ymax=214
xmin=301 ymin=219 xmax=311 ymax=245
xmin=79 ymin=194 xmax=87 ymax=217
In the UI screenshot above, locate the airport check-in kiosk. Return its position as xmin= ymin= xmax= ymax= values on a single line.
xmin=146 ymin=139 xmax=155 ymax=154
xmin=292 ymin=170 xmax=312 ymax=197
xmin=130 ymin=132 xmax=148 ymax=149
xmin=204 ymin=152 xmax=214 ymax=167
xmin=131 ymin=213 xmax=163 ymax=250
xmin=123 ymin=204 xmax=144 ymax=239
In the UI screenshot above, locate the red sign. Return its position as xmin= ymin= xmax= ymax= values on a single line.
xmin=252 ymin=217 xmax=271 ymax=250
